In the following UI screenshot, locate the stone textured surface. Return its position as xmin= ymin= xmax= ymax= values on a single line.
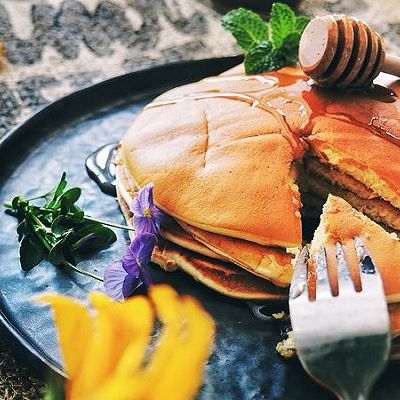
xmin=0 ymin=0 xmax=398 ymax=398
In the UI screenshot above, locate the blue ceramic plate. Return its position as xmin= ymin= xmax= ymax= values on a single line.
xmin=0 ymin=57 xmax=398 ymax=399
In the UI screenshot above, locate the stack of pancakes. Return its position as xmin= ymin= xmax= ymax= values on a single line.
xmin=116 ymin=64 xmax=400 ymax=300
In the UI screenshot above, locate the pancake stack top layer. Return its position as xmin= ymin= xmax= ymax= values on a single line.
xmin=120 ymin=65 xmax=400 ymax=250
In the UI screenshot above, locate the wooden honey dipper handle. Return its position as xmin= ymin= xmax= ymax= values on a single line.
xmin=299 ymin=15 xmax=400 ymax=88
xmin=383 ymin=54 xmax=400 ymax=77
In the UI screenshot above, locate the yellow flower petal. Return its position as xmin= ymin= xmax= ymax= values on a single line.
xmin=45 ymin=286 xmax=215 ymax=400
xmin=72 ymin=293 xmax=155 ymax=398
xmin=107 ymin=295 xmax=154 ymax=377
xmin=149 ymin=295 xmax=215 ymax=400
xmin=145 ymin=285 xmax=184 ymax=379
xmin=39 ymin=295 xmax=93 ymax=381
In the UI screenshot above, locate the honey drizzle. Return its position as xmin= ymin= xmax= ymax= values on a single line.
xmin=145 ymin=72 xmax=400 ymax=153
xmin=146 ymin=91 xmax=307 ymax=158
xmin=202 ymin=74 xmax=279 ymax=86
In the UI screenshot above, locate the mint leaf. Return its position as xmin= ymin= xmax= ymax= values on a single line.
xmin=270 ymin=3 xmax=296 ymax=48
xmin=295 ymin=15 xmax=311 ymax=34
xmin=222 ymin=3 xmax=308 ymax=73
xmin=221 ymin=8 xmax=268 ymax=51
xmin=20 ymin=235 xmax=44 ymax=270
xmin=244 ymin=41 xmax=283 ymax=73
xmin=279 ymin=31 xmax=302 ymax=63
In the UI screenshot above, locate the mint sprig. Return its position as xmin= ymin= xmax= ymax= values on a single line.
xmin=222 ymin=3 xmax=310 ymax=73
xmin=4 ymin=173 xmax=135 ymax=281
xmin=221 ymin=8 xmax=268 ymax=52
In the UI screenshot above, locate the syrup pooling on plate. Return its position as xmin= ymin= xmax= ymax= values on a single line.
xmin=146 ymin=69 xmax=400 ymax=153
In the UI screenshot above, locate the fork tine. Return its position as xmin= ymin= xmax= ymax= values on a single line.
xmin=289 ymin=246 xmax=309 ymax=300
xmin=314 ymin=246 xmax=332 ymax=300
xmin=324 ymin=243 xmax=339 ymax=296
xmin=335 ymin=242 xmax=358 ymax=294
xmin=354 ymin=236 xmax=376 ymax=274
xmin=341 ymin=239 xmax=362 ymax=291
xmin=354 ymin=236 xmax=384 ymax=292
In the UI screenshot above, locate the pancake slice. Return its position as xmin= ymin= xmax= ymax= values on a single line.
xmin=117 ymin=180 xmax=288 ymax=300
xmin=307 ymin=117 xmax=400 ymax=212
xmin=309 ymin=195 xmax=400 ymax=304
xmin=300 ymin=157 xmax=400 ymax=232
xmin=179 ymin=221 xmax=294 ymax=287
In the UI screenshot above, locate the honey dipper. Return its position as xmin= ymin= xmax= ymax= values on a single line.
xmin=299 ymin=15 xmax=400 ymax=88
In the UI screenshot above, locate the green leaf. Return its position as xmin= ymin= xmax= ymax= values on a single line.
xmin=17 ymin=219 xmax=27 ymax=241
xmin=295 ymin=15 xmax=311 ymax=34
xmin=51 ymin=215 xmax=68 ymax=236
xmin=270 ymin=2 xmax=296 ymax=48
xmin=46 ymin=173 xmax=68 ymax=209
xmin=54 ymin=172 xmax=67 ymax=198
xmin=11 ymin=195 xmax=26 ymax=210
xmin=20 ymin=236 xmax=45 ymax=271
xmin=70 ymin=223 xmax=117 ymax=254
xmin=244 ymin=41 xmax=283 ymax=73
xmin=7 ymin=171 xmax=120 ymax=281
xmin=221 ymin=8 xmax=268 ymax=51
xmin=59 ymin=187 xmax=81 ymax=213
xmin=221 ymin=4 xmax=308 ymax=73
xmin=279 ymin=31 xmax=302 ymax=64
xmin=48 ymin=237 xmax=69 ymax=266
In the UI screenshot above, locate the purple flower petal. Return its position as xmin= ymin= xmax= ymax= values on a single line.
xmin=122 ymin=233 xmax=157 ymax=274
xmin=129 ymin=183 xmax=165 ymax=235
xmin=104 ymin=261 xmax=129 ymax=301
xmin=104 ymin=261 xmax=146 ymax=301
xmin=121 ymin=247 xmax=139 ymax=276
xmin=133 ymin=215 xmax=157 ymax=235
xmin=122 ymin=273 xmax=143 ymax=298
xmin=129 ymin=183 xmax=154 ymax=217
xmin=139 ymin=266 xmax=152 ymax=289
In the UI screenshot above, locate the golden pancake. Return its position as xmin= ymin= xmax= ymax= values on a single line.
xmin=307 ymin=115 xmax=400 ymax=210
xmin=120 ymin=68 xmax=307 ymax=248
xmin=178 ymin=221 xmax=294 ymax=287
xmin=277 ymin=196 xmax=400 ymax=360
xmin=152 ymin=243 xmax=288 ymax=301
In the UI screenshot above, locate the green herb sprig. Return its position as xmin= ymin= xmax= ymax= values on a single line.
xmin=4 ymin=173 xmax=134 ymax=281
xmin=222 ymin=3 xmax=310 ymax=73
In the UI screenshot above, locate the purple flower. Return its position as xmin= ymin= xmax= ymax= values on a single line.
xmin=104 ymin=233 xmax=157 ymax=301
xmin=104 ymin=261 xmax=142 ymax=301
xmin=130 ymin=183 xmax=164 ymax=235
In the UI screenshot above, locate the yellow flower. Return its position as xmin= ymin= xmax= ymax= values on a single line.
xmin=40 ymin=285 xmax=215 ymax=400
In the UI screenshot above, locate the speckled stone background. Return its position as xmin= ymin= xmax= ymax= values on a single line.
xmin=0 ymin=0 xmax=398 ymax=398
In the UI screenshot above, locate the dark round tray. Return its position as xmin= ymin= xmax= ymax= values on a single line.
xmin=0 ymin=57 xmax=398 ymax=399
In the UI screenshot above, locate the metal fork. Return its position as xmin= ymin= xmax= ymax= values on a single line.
xmin=289 ymin=237 xmax=391 ymax=400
